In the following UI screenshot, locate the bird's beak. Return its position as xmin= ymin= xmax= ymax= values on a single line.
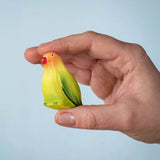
xmin=41 ymin=56 xmax=48 ymax=65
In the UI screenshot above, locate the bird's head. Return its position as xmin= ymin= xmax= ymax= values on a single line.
xmin=41 ymin=52 xmax=61 ymax=68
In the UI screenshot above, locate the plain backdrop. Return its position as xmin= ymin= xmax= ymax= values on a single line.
xmin=0 ymin=0 xmax=160 ymax=160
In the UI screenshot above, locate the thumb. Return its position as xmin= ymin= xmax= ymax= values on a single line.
xmin=55 ymin=104 xmax=132 ymax=131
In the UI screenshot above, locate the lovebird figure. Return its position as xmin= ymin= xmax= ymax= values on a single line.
xmin=41 ymin=51 xmax=82 ymax=110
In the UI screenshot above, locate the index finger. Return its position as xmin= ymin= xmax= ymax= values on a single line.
xmin=24 ymin=31 xmax=127 ymax=64
xmin=38 ymin=31 xmax=126 ymax=59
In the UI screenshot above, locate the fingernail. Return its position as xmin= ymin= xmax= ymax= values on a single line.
xmin=56 ymin=112 xmax=75 ymax=127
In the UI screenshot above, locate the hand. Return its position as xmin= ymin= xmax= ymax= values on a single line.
xmin=24 ymin=31 xmax=160 ymax=143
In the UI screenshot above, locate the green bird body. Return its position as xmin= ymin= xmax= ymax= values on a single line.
xmin=41 ymin=52 xmax=82 ymax=110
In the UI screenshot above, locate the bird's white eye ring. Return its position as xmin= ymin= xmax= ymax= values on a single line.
xmin=51 ymin=54 xmax=54 ymax=57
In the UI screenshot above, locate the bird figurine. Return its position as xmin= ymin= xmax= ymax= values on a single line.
xmin=41 ymin=51 xmax=82 ymax=110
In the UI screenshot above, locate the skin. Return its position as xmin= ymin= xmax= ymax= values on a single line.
xmin=24 ymin=31 xmax=160 ymax=143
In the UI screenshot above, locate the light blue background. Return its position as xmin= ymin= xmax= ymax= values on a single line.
xmin=0 ymin=0 xmax=160 ymax=160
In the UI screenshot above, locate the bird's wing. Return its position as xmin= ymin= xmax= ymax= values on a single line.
xmin=59 ymin=71 xmax=82 ymax=106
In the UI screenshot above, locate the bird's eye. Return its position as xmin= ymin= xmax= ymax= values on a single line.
xmin=51 ymin=54 xmax=54 ymax=57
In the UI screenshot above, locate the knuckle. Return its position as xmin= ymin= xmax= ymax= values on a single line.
xmin=126 ymin=43 xmax=148 ymax=67
xmin=38 ymin=43 xmax=47 ymax=51
xmin=86 ymin=110 xmax=97 ymax=129
xmin=134 ymin=44 xmax=145 ymax=52
xmin=78 ymin=108 xmax=97 ymax=129
xmin=131 ymin=44 xmax=147 ymax=57
xmin=135 ymin=44 xmax=145 ymax=54
xmin=84 ymin=30 xmax=96 ymax=37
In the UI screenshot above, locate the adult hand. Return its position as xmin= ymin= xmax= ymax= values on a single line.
xmin=24 ymin=31 xmax=160 ymax=143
